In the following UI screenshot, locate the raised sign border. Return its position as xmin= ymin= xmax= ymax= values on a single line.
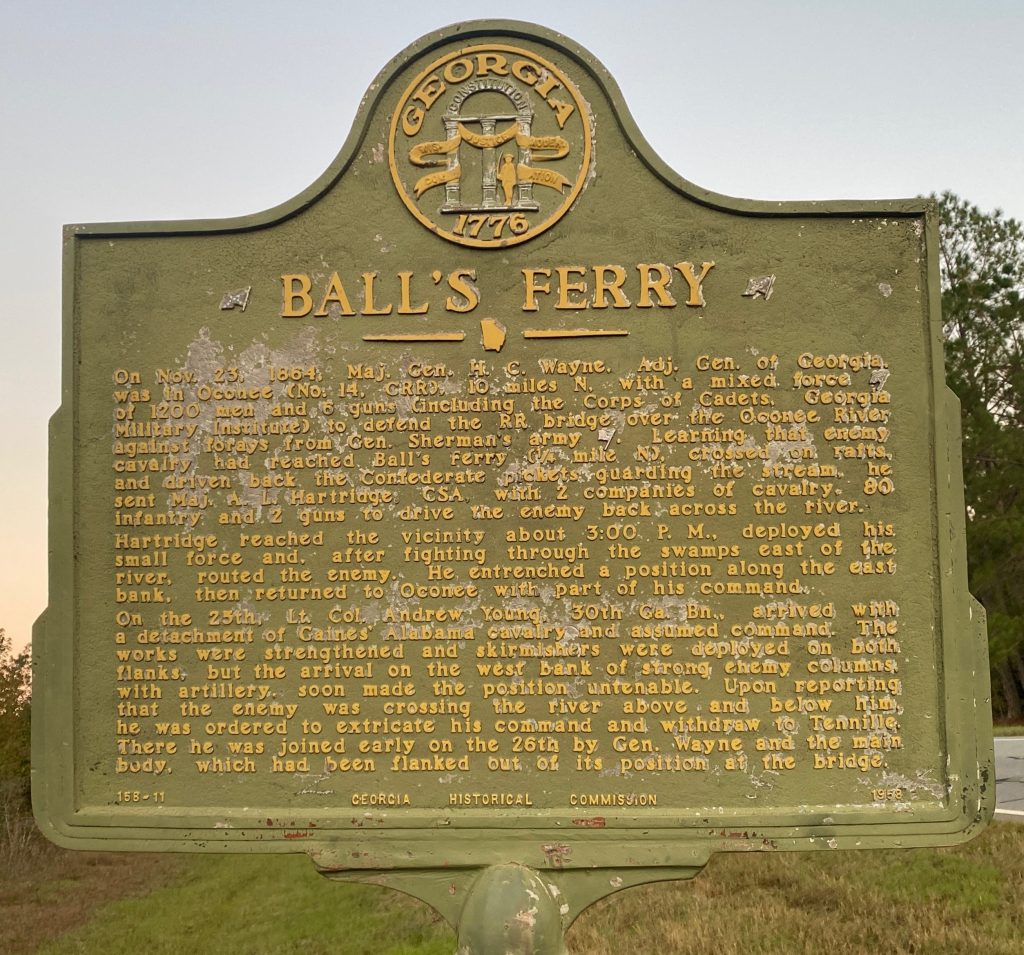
xmin=33 ymin=20 xmax=993 ymax=876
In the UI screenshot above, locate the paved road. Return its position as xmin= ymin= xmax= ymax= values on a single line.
xmin=995 ymin=736 xmax=1024 ymax=820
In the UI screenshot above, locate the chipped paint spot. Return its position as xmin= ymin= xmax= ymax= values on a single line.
xmin=742 ymin=274 xmax=776 ymax=300
xmin=542 ymin=843 xmax=572 ymax=867
xmin=870 ymin=367 xmax=891 ymax=391
xmin=514 ymin=906 xmax=538 ymax=929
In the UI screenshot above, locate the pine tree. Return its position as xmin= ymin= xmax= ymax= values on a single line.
xmin=937 ymin=192 xmax=1024 ymax=720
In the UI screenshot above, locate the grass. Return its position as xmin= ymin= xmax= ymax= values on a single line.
xmin=567 ymin=825 xmax=1024 ymax=954
xmin=0 ymin=783 xmax=187 ymax=955
xmin=3 ymin=803 xmax=1022 ymax=955
xmin=31 ymin=854 xmax=453 ymax=955
xmin=993 ymin=724 xmax=1024 ymax=736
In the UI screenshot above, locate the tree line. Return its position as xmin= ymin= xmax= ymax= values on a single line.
xmin=939 ymin=192 xmax=1024 ymax=720
xmin=0 ymin=629 xmax=31 ymax=805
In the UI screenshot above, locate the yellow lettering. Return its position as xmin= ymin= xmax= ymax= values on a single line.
xmin=281 ymin=274 xmax=313 ymax=318
xmin=636 ymin=264 xmax=676 ymax=308
xmin=674 ymin=261 xmax=716 ymax=307
xmin=314 ymin=272 xmax=355 ymax=317
xmin=522 ymin=268 xmax=552 ymax=312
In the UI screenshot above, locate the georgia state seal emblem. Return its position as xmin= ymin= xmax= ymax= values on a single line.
xmin=389 ymin=44 xmax=593 ymax=248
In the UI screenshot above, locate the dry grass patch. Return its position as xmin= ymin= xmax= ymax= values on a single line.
xmin=2 ymin=849 xmax=186 ymax=954
xmin=567 ymin=823 xmax=1024 ymax=955
xmin=1 ymin=789 xmax=185 ymax=955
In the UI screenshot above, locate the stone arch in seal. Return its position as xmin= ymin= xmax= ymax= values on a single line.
xmin=439 ymin=78 xmax=540 ymax=213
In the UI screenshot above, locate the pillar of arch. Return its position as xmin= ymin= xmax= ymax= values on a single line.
xmin=440 ymin=79 xmax=539 ymax=212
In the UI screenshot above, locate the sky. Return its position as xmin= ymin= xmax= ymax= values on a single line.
xmin=2 ymin=0 xmax=1023 ymax=656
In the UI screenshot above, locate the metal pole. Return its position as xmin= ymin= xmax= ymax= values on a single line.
xmin=456 ymin=863 xmax=567 ymax=955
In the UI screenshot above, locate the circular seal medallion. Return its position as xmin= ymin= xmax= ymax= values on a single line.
xmin=389 ymin=44 xmax=593 ymax=249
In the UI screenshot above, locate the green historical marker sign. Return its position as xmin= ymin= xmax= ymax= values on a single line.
xmin=34 ymin=19 xmax=993 ymax=952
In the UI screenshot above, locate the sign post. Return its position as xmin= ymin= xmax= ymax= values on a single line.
xmin=34 ymin=21 xmax=992 ymax=953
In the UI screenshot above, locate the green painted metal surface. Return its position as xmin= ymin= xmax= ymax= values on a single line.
xmin=34 ymin=19 xmax=992 ymax=933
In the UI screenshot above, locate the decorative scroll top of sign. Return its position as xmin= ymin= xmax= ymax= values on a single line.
xmin=389 ymin=45 xmax=593 ymax=247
